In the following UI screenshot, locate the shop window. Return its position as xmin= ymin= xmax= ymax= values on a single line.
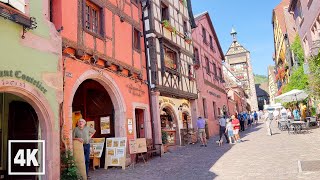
xmin=133 ymin=28 xmax=141 ymax=51
xmin=161 ymin=2 xmax=169 ymax=21
xmin=202 ymin=27 xmax=207 ymax=44
xmin=163 ymin=45 xmax=177 ymax=70
xmin=0 ymin=0 xmax=26 ymax=13
xmin=203 ymin=98 xmax=207 ymax=118
xmin=84 ymin=0 xmax=101 ymax=35
xmin=205 ymin=56 xmax=210 ymax=75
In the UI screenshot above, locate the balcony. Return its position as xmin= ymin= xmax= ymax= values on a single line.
xmin=311 ymin=40 xmax=320 ymax=56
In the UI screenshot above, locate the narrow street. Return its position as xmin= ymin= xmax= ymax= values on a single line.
xmin=91 ymin=122 xmax=320 ymax=180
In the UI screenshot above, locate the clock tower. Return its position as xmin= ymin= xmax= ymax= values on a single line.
xmin=225 ymin=28 xmax=258 ymax=111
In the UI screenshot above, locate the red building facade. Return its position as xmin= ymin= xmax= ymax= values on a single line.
xmin=192 ymin=12 xmax=228 ymax=137
xmin=52 ymin=0 xmax=151 ymax=168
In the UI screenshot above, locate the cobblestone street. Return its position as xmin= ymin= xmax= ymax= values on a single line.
xmin=90 ymin=122 xmax=320 ymax=180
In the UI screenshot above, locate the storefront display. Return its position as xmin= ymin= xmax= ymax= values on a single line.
xmin=105 ymin=137 xmax=127 ymax=170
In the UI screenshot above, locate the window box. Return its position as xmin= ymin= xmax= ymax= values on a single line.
xmin=184 ymin=35 xmax=192 ymax=44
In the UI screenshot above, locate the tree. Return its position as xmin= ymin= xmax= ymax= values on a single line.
xmin=282 ymin=65 xmax=308 ymax=93
xmin=290 ymin=35 xmax=305 ymax=65
xmin=308 ymin=52 xmax=320 ymax=98
xmin=282 ymin=35 xmax=308 ymax=93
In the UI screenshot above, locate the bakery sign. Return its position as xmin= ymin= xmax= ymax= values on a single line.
xmin=126 ymin=83 xmax=145 ymax=97
xmin=0 ymin=70 xmax=47 ymax=94
xmin=208 ymin=90 xmax=221 ymax=98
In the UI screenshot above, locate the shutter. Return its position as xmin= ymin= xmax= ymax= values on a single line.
xmin=8 ymin=0 xmax=25 ymax=13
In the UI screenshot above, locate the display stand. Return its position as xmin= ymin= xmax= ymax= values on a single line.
xmin=89 ymin=138 xmax=105 ymax=170
xmin=129 ymin=138 xmax=147 ymax=168
xmin=104 ymin=137 xmax=127 ymax=170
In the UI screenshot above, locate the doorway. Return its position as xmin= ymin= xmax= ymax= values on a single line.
xmin=135 ymin=109 xmax=145 ymax=138
xmin=72 ymin=79 xmax=114 ymax=167
xmin=0 ymin=93 xmax=39 ymax=180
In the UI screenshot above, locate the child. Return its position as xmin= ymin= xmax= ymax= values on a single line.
xmin=226 ymin=118 xmax=235 ymax=144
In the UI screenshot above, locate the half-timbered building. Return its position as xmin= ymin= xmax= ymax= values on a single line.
xmin=142 ymin=0 xmax=197 ymax=146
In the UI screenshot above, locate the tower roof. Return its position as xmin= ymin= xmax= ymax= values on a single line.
xmin=225 ymin=30 xmax=249 ymax=56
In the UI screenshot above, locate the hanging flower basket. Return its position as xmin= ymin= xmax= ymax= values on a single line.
xmin=193 ymin=64 xmax=200 ymax=70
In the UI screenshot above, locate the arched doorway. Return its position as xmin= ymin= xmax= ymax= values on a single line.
xmin=160 ymin=106 xmax=180 ymax=146
xmin=0 ymin=93 xmax=39 ymax=179
xmin=72 ymin=79 xmax=114 ymax=167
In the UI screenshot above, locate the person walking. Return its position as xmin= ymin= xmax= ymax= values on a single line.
xmin=197 ymin=117 xmax=207 ymax=147
xmin=226 ymin=118 xmax=235 ymax=144
xmin=73 ymin=118 xmax=96 ymax=178
xmin=253 ymin=111 xmax=258 ymax=125
xmin=218 ymin=115 xmax=230 ymax=144
xmin=265 ymin=111 xmax=273 ymax=136
xmin=231 ymin=115 xmax=241 ymax=143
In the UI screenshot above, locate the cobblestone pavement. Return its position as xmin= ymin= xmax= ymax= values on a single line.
xmin=90 ymin=121 xmax=320 ymax=180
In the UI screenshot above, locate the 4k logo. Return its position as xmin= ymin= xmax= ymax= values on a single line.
xmin=8 ymin=140 xmax=45 ymax=175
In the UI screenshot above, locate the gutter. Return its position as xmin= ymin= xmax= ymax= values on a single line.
xmin=141 ymin=0 xmax=156 ymax=145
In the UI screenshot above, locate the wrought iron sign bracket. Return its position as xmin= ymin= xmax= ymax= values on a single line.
xmin=21 ymin=17 xmax=37 ymax=39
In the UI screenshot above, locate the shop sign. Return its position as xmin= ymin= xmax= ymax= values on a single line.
xmin=126 ymin=83 xmax=145 ymax=97
xmin=0 ymin=70 xmax=47 ymax=94
xmin=208 ymin=90 xmax=221 ymax=98
xmin=159 ymin=98 xmax=175 ymax=106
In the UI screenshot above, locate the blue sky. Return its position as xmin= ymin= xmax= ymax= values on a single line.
xmin=191 ymin=0 xmax=281 ymax=76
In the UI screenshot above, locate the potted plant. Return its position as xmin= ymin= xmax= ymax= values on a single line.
xmin=161 ymin=130 xmax=168 ymax=153
xmin=184 ymin=35 xmax=192 ymax=44
xmin=161 ymin=20 xmax=173 ymax=32
xmin=61 ymin=150 xmax=81 ymax=180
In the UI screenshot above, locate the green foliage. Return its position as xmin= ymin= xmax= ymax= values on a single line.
xmin=290 ymin=35 xmax=305 ymax=65
xmin=61 ymin=150 xmax=81 ymax=180
xmin=161 ymin=20 xmax=170 ymax=28
xmin=254 ymin=74 xmax=268 ymax=84
xmin=282 ymin=65 xmax=308 ymax=93
xmin=161 ymin=130 xmax=168 ymax=144
xmin=308 ymin=52 xmax=320 ymax=98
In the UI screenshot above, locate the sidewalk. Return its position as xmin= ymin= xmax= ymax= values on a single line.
xmin=89 ymin=121 xmax=320 ymax=180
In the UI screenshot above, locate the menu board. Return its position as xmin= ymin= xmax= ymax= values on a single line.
xmin=105 ymin=137 xmax=127 ymax=170
xmin=129 ymin=138 xmax=147 ymax=154
xmin=90 ymin=138 xmax=105 ymax=158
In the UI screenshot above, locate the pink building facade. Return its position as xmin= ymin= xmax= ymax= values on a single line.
xmin=192 ymin=12 xmax=228 ymax=137
xmin=289 ymin=0 xmax=320 ymax=56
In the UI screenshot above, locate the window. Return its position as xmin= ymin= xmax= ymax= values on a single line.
xmin=161 ymin=3 xmax=169 ymax=21
xmin=212 ymin=101 xmax=216 ymax=119
xmin=163 ymin=45 xmax=177 ymax=70
xmin=0 ymin=0 xmax=25 ymax=13
xmin=209 ymin=35 xmax=213 ymax=49
xmin=203 ymin=98 xmax=207 ymax=118
xmin=213 ymin=62 xmax=217 ymax=78
xmin=84 ymin=1 xmax=101 ymax=34
xmin=188 ymin=64 xmax=192 ymax=76
xmin=205 ymin=57 xmax=210 ymax=74
xmin=133 ymin=28 xmax=141 ymax=51
xmin=194 ymin=48 xmax=199 ymax=64
xmin=218 ymin=67 xmax=222 ymax=80
xmin=183 ymin=20 xmax=188 ymax=35
xmin=202 ymin=27 xmax=207 ymax=43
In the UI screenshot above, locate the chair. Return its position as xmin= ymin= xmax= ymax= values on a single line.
xmin=145 ymin=139 xmax=162 ymax=161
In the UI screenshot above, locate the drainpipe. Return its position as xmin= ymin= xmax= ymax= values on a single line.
xmin=141 ymin=0 xmax=156 ymax=145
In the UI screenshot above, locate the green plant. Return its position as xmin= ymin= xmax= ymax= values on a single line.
xmin=308 ymin=51 xmax=320 ymax=98
xmin=290 ymin=35 xmax=305 ymax=65
xmin=161 ymin=20 xmax=170 ymax=28
xmin=282 ymin=65 xmax=308 ymax=93
xmin=61 ymin=150 xmax=81 ymax=180
xmin=161 ymin=130 xmax=168 ymax=144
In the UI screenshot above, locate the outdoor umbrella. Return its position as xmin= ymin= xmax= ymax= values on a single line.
xmin=274 ymin=89 xmax=308 ymax=103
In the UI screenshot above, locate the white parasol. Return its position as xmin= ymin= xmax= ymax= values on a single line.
xmin=274 ymin=89 xmax=308 ymax=103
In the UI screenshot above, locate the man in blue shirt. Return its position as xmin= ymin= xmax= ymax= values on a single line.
xmin=197 ymin=117 xmax=207 ymax=147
